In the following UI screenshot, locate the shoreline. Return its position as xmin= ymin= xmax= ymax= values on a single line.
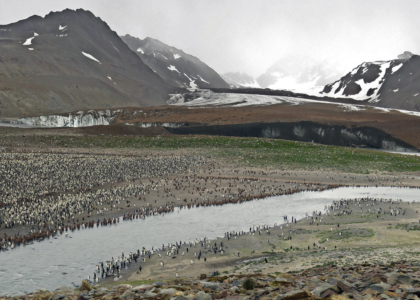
xmin=4 ymin=192 xmax=420 ymax=297
xmin=105 ymin=195 xmax=420 ymax=286
xmin=3 ymin=181 xmax=420 ymax=252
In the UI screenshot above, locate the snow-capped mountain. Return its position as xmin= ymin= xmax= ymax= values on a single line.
xmin=221 ymin=72 xmax=260 ymax=88
xmin=121 ymin=35 xmax=229 ymax=90
xmin=0 ymin=9 xmax=174 ymax=118
xmin=321 ymin=52 xmax=420 ymax=111
xmin=256 ymin=54 xmax=344 ymax=94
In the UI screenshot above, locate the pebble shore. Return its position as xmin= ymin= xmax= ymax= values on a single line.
xmin=5 ymin=261 xmax=420 ymax=300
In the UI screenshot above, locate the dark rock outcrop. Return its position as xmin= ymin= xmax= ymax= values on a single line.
xmin=165 ymin=121 xmax=418 ymax=152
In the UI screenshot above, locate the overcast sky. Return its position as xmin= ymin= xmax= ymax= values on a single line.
xmin=1 ymin=0 xmax=419 ymax=77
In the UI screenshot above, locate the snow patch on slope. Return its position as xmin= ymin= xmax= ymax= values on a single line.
xmin=184 ymin=73 xmax=198 ymax=90
xmin=391 ymin=63 xmax=403 ymax=74
xmin=197 ymin=75 xmax=210 ymax=84
xmin=82 ymin=52 xmax=101 ymax=64
xmin=59 ymin=25 xmax=67 ymax=31
xmin=174 ymin=54 xmax=181 ymax=59
xmin=23 ymin=32 xmax=38 ymax=46
xmin=168 ymin=65 xmax=180 ymax=73
xmin=137 ymin=48 xmax=144 ymax=54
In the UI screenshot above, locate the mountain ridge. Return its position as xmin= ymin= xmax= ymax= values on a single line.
xmin=0 ymin=9 xmax=176 ymax=118
xmin=121 ymin=34 xmax=229 ymax=90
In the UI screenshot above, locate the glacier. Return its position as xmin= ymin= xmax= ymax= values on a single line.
xmin=15 ymin=110 xmax=117 ymax=127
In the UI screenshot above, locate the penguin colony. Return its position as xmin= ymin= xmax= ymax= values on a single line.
xmin=1 ymin=151 xmax=419 ymax=253
xmin=0 ymin=153 xmax=205 ymax=248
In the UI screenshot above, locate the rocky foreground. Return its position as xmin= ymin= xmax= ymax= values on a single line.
xmin=6 ymin=261 xmax=420 ymax=300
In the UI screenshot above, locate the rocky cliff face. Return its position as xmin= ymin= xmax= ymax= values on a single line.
xmin=121 ymin=34 xmax=229 ymax=90
xmin=166 ymin=121 xmax=418 ymax=152
xmin=0 ymin=9 xmax=175 ymax=118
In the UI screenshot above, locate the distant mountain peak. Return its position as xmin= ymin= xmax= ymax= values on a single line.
xmin=321 ymin=55 xmax=420 ymax=111
xmin=398 ymin=51 xmax=414 ymax=60
xmin=121 ymin=34 xmax=229 ymax=89
xmin=222 ymin=72 xmax=260 ymax=88
xmin=256 ymin=55 xmax=344 ymax=94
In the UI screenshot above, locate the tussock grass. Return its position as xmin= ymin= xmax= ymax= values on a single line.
xmin=243 ymin=277 xmax=255 ymax=290
xmin=80 ymin=280 xmax=92 ymax=291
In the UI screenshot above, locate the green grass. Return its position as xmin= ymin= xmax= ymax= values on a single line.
xmin=2 ymin=135 xmax=420 ymax=173
xmin=318 ymin=228 xmax=374 ymax=244
xmin=314 ymin=260 xmax=338 ymax=268
xmin=395 ymin=224 xmax=420 ymax=231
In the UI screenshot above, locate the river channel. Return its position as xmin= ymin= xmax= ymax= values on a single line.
xmin=0 ymin=186 xmax=419 ymax=296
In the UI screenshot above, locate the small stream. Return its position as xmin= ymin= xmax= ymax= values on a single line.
xmin=0 ymin=186 xmax=418 ymax=296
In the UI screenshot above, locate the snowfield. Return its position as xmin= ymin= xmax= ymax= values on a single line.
xmin=267 ymin=74 xmax=321 ymax=94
